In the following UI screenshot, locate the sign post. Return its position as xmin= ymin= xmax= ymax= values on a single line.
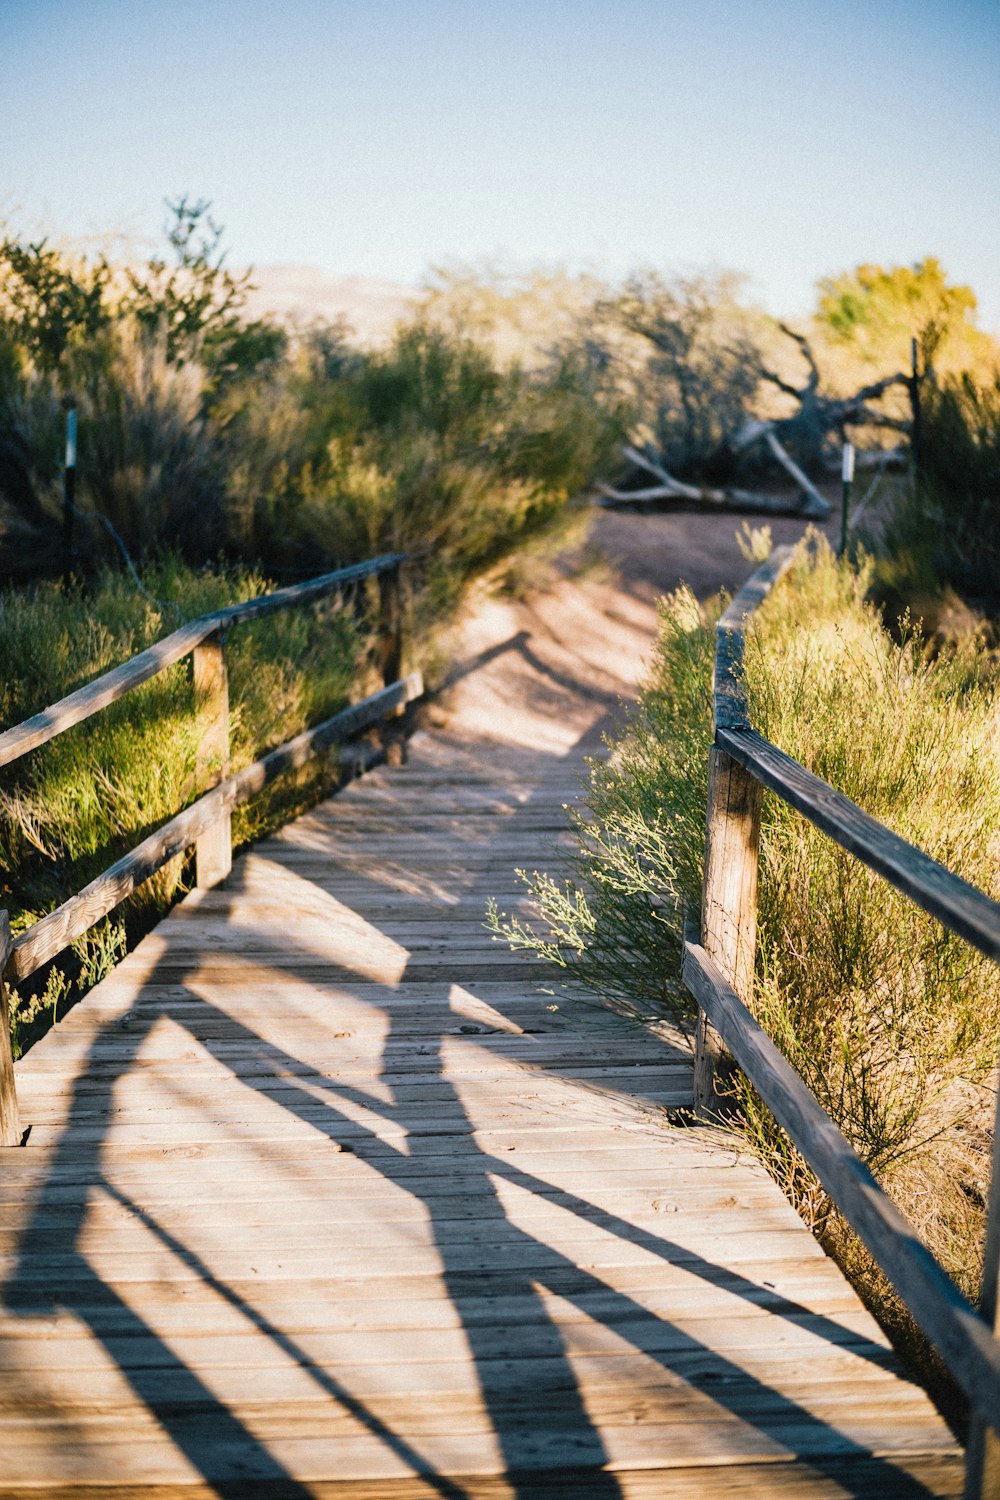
xmin=63 ymin=406 xmax=77 ymax=582
xmin=840 ymin=441 xmax=855 ymax=557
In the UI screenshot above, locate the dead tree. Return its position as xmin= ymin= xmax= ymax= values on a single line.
xmin=599 ymin=322 xmax=910 ymax=519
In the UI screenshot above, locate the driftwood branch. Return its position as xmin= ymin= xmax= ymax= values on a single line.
xmin=611 ymin=438 xmax=830 ymax=519
xmin=777 ymin=322 xmax=821 ymax=395
xmin=608 ymin=322 xmax=906 ymax=521
xmin=763 ymin=432 xmax=829 ymax=516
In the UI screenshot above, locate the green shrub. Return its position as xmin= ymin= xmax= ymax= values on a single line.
xmin=878 ymin=370 xmax=1000 ymax=609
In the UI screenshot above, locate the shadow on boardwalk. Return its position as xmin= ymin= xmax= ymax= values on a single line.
xmin=1 ymin=720 xmax=950 ymax=1498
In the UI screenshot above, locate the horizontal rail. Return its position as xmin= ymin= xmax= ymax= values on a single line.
xmin=717 ymin=725 xmax=1000 ymax=964
xmin=0 ymin=553 xmax=406 ymax=770
xmin=713 ymin=545 xmax=796 ymax=731
xmin=683 ymin=935 xmax=1000 ymax=1434
xmin=11 ymin=670 xmax=423 ymax=980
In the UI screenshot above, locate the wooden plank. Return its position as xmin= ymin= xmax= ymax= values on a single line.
xmin=682 ymin=935 xmax=1000 ymax=1433
xmin=11 ymin=672 xmax=423 ymax=979
xmin=0 ymin=1457 xmax=965 ymax=1499
xmin=717 ymin=725 xmax=1000 ymax=962
xmin=0 ymin=911 xmax=22 ymax=1146
xmin=192 ymin=634 xmax=232 ymax=889
xmin=713 ymin=545 xmax=795 ymax=731
xmin=964 ymin=1074 xmax=1000 ymax=1496
xmin=0 ymin=618 xmax=214 ymax=769
xmin=215 ymin=552 xmax=406 ymax=631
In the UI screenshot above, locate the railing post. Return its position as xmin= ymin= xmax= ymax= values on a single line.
xmin=377 ymin=562 xmax=406 ymax=764
xmin=696 ymin=745 xmax=762 ymax=1119
xmin=378 ymin=562 xmax=403 ymax=690
xmin=193 ymin=631 xmax=232 ymax=889
xmin=964 ymin=1096 xmax=1000 ymax=1498
xmin=0 ymin=911 xmax=22 ymax=1146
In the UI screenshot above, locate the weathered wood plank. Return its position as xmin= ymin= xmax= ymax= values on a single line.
xmin=713 ymin=545 xmax=796 ymax=731
xmin=192 ymin=634 xmax=232 ymax=889
xmin=0 ymin=911 xmax=22 ymax=1146
xmin=0 ymin=554 xmax=406 ymax=769
xmin=0 ymin=1458 xmax=964 ymax=1499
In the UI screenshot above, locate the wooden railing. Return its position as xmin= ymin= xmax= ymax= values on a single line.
xmin=683 ymin=546 xmax=1000 ymax=1499
xmin=0 ymin=552 xmax=423 ymax=1150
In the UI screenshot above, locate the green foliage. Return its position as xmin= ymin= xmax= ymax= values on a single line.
xmin=0 ymin=212 xmax=617 ymax=592
xmin=0 ymin=236 xmax=112 ymax=372
xmin=879 ymin=369 xmax=1000 ymax=607
xmin=493 ymin=537 xmax=1000 ymax=1305
xmin=815 ymin=257 xmax=987 ymax=375
xmin=124 ymin=197 xmax=285 ymax=387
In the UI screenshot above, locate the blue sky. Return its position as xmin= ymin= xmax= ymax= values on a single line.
xmin=2 ymin=0 xmax=998 ymax=328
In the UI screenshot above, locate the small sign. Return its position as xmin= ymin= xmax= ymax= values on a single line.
xmin=842 ymin=442 xmax=855 ymax=484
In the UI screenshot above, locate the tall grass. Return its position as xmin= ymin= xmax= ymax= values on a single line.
xmin=876 ymin=369 xmax=1000 ymax=618
xmin=0 ymin=557 xmax=361 ymax=1055
xmin=492 ymin=535 xmax=1000 ymax=1400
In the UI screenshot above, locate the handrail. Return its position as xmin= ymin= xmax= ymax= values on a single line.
xmin=0 ymin=550 xmax=420 ymax=1147
xmin=687 ymin=544 xmax=1000 ymax=1496
xmin=9 ymin=672 xmax=423 ymax=982
xmin=0 ymin=552 xmax=406 ymax=769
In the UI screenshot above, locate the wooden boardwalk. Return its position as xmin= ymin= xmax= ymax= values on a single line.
xmin=0 ymin=593 xmax=963 ymax=1495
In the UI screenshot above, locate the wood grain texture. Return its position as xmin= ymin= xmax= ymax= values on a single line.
xmin=683 ymin=935 xmax=1000 ymax=1435
xmin=2 ymin=717 xmax=958 ymax=1495
xmin=696 ymin=748 xmax=762 ymax=1120
xmin=713 ymin=545 xmax=796 ymax=731
xmin=192 ymin=635 xmax=232 ymax=890
xmin=0 ymin=911 xmax=21 ymax=1147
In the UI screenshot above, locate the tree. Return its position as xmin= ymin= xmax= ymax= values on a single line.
xmin=0 ymin=236 xmax=111 ymax=371
xmin=815 ymin=258 xmax=988 ymax=373
xmin=124 ymin=196 xmax=284 ymax=386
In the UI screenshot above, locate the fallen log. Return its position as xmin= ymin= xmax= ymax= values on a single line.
xmin=599 ymin=445 xmax=831 ymax=518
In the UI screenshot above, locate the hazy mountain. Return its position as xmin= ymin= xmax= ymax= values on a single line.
xmin=242 ymin=265 xmax=416 ymax=345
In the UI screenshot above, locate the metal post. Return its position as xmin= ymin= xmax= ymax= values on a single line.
xmin=840 ymin=441 xmax=855 ymax=557
xmin=910 ymin=337 xmax=923 ymax=474
xmin=63 ymin=406 xmax=77 ymax=583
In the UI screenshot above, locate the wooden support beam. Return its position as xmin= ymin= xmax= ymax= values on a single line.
xmin=0 ymin=553 xmax=408 ymax=771
xmin=378 ymin=561 xmax=403 ymax=691
xmin=0 ymin=912 xmax=21 ymax=1146
xmin=696 ymin=747 xmax=761 ymax=1119
xmin=964 ymin=1082 xmax=1000 ymax=1498
xmin=193 ymin=633 xmax=231 ymax=890
xmin=717 ymin=726 xmax=1000 ymax=964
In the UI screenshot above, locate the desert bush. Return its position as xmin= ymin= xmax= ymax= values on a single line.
xmin=878 ymin=370 xmax=1000 ymax=609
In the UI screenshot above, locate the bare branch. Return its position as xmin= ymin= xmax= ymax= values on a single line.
xmin=777 ymin=322 xmax=821 ymax=395
xmin=764 ymin=432 xmax=831 ymax=517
